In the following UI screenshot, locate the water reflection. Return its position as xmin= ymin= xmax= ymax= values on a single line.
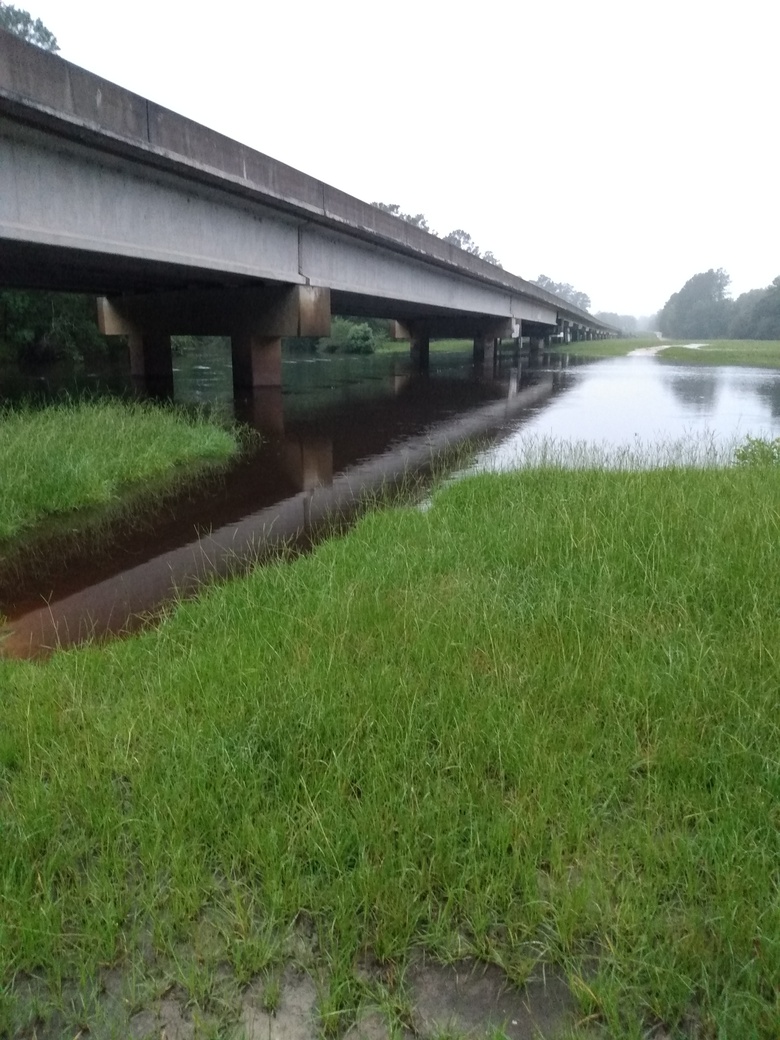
xmin=668 ymin=370 xmax=721 ymax=413
xmin=0 ymin=348 xmax=560 ymax=657
xmin=3 ymin=348 xmax=780 ymax=658
xmin=484 ymin=357 xmax=780 ymax=472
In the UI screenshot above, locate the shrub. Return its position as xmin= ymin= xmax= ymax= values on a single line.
xmin=734 ymin=436 xmax=780 ymax=466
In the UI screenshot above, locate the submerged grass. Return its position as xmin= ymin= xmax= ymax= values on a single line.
xmin=0 ymin=399 xmax=238 ymax=542
xmin=1 ymin=444 xmax=779 ymax=1036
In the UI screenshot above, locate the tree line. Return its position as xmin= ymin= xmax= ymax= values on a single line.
xmin=658 ymin=270 xmax=780 ymax=340
xmin=371 ymin=203 xmax=502 ymax=268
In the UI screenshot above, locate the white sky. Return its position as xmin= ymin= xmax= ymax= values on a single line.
xmin=26 ymin=0 xmax=780 ymax=317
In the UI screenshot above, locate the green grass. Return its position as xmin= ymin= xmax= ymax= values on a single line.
xmin=659 ymin=339 xmax=780 ymax=368
xmin=0 ymin=399 xmax=238 ymax=542
xmin=1 ymin=443 xmax=779 ymax=1036
xmin=376 ymin=338 xmax=474 ymax=354
xmin=558 ymin=337 xmax=780 ymax=368
xmin=552 ymin=337 xmax=660 ymax=359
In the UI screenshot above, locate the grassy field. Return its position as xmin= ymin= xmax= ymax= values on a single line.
xmin=552 ymin=338 xmax=658 ymax=359
xmin=658 ymin=340 xmax=780 ymax=368
xmin=0 ymin=399 xmax=238 ymax=542
xmin=558 ymin=337 xmax=780 ymax=368
xmin=376 ymin=337 xmax=473 ymax=354
xmin=1 ymin=446 xmax=778 ymax=1038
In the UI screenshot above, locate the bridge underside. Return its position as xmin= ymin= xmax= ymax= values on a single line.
xmin=0 ymin=34 xmax=614 ymax=394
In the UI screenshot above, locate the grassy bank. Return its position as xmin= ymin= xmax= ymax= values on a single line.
xmin=0 ymin=399 xmax=238 ymax=542
xmin=552 ymin=338 xmax=659 ymax=359
xmin=558 ymin=337 xmax=780 ymax=368
xmin=376 ymin=337 xmax=473 ymax=354
xmin=1 ymin=449 xmax=779 ymax=1037
xmin=659 ymin=339 xmax=780 ymax=368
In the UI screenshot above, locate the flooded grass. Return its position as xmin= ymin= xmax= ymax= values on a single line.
xmin=1 ymin=443 xmax=779 ymax=1037
xmin=560 ymin=337 xmax=780 ymax=368
xmin=552 ymin=338 xmax=660 ymax=359
xmin=0 ymin=399 xmax=238 ymax=542
xmin=659 ymin=339 xmax=780 ymax=368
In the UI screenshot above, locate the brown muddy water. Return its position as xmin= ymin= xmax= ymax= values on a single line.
xmin=3 ymin=341 xmax=780 ymax=658
xmin=0 ymin=343 xmax=566 ymax=657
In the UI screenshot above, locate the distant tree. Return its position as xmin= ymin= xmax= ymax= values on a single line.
xmin=0 ymin=2 xmax=58 ymax=50
xmin=442 ymin=229 xmax=480 ymax=255
xmin=442 ymin=230 xmax=501 ymax=267
xmin=534 ymin=275 xmax=591 ymax=312
xmin=728 ymin=277 xmax=780 ymax=340
xmin=371 ymin=202 xmax=433 ymax=233
xmin=658 ymin=268 xmax=731 ymax=338
xmin=481 ymin=250 xmax=503 ymax=269
xmin=595 ymin=311 xmax=637 ymax=334
xmin=372 ymin=204 xmax=502 ymax=267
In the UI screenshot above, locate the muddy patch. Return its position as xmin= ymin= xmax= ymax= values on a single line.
xmin=241 ymin=966 xmax=319 ymax=1040
xmin=406 ymin=956 xmax=576 ymax=1039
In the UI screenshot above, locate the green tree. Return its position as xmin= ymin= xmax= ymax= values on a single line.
xmin=0 ymin=290 xmax=108 ymax=364
xmin=371 ymin=202 xmax=432 ymax=233
xmin=595 ymin=311 xmax=637 ymax=334
xmin=442 ymin=229 xmax=501 ymax=267
xmin=534 ymin=275 xmax=591 ymax=312
xmin=0 ymin=2 xmax=58 ymax=50
xmin=372 ymin=204 xmax=502 ymax=266
xmin=658 ymin=269 xmax=731 ymax=338
xmin=443 ymin=229 xmax=480 ymax=255
xmin=728 ymin=278 xmax=780 ymax=340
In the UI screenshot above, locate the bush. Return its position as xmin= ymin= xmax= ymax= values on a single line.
xmin=0 ymin=290 xmax=109 ymax=364
xmin=345 ymin=323 xmax=376 ymax=354
xmin=734 ymin=436 xmax=780 ymax=466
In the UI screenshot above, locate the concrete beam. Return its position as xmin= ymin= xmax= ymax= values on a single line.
xmin=98 ymin=285 xmax=330 ymax=391
xmin=98 ymin=285 xmax=331 ymax=338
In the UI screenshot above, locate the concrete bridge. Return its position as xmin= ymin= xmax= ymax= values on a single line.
xmin=0 ymin=29 xmax=615 ymax=392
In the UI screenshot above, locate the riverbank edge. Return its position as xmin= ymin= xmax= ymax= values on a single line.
xmin=0 ymin=399 xmax=240 ymax=545
xmin=557 ymin=337 xmax=780 ymax=368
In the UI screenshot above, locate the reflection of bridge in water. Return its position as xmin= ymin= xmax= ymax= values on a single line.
xmin=0 ymin=356 xmax=577 ymax=657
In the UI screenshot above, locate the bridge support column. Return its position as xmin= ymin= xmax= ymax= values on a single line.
xmin=127 ymin=328 xmax=174 ymax=393
xmin=410 ymin=330 xmax=430 ymax=368
xmin=98 ymin=285 xmax=330 ymax=396
xmin=231 ymin=334 xmax=283 ymax=389
xmin=474 ymin=332 xmax=496 ymax=367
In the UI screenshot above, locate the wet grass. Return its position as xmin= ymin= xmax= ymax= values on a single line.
xmin=0 ymin=399 xmax=238 ymax=542
xmin=560 ymin=337 xmax=780 ymax=368
xmin=1 ymin=444 xmax=779 ymax=1037
xmin=376 ymin=337 xmax=473 ymax=354
xmin=552 ymin=338 xmax=660 ymax=359
xmin=659 ymin=339 xmax=780 ymax=368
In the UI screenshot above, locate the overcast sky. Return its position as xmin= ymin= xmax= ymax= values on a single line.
xmin=26 ymin=0 xmax=779 ymax=317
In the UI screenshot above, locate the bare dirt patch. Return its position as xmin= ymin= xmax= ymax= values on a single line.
xmin=405 ymin=956 xmax=576 ymax=1039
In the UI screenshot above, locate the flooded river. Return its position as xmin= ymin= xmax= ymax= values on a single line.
xmin=2 ymin=341 xmax=780 ymax=657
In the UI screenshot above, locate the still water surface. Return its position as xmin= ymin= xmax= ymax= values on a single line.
xmin=3 ymin=343 xmax=779 ymax=656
